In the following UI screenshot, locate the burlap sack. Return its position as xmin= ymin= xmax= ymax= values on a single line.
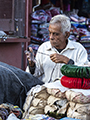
xmin=69 ymin=102 xmax=90 ymax=115
xmin=57 ymin=103 xmax=69 ymax=114
xmin=75 ymin=103 xmax=90 ymax=115
xmin=47 ymin=88 xmax=66 ymax=98
xmin=65 ymin=90 xmax=90 ymax=104
xmin=44 ymin=105 xmax=57 ymax=114
xmin=47 ymin=95 xmax=60 ymax=105
xmin=29 ymin=106 xmax=44 ymax=115
xmin=35 ymin=88 xmax=49 ymax=99
xmin=67 ymin=107 xmax=90 ymax=120
xmin=32 ymin=98 xmax=47 ymax=108
xmin=23 ymin=96 xmax=33 ymax=111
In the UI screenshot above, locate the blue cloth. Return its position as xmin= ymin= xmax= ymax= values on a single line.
xmin=0 ymin=62 xmax=44 ymax=110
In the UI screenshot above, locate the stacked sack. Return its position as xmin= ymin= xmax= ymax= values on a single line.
xmin=60 ymin=64 xmax=90 ymax=120
xmin=65 ymin=90 xmax=90 ymax=120
xmin=23 ymin=87 xmax=68 ymax=119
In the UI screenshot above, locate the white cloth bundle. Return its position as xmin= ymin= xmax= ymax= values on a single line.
xmin=65 ymin=90 xmax=90 ymax=104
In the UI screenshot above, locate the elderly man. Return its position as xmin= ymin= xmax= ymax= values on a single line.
xmin=26 ymin=14 xmax=89 ymax=83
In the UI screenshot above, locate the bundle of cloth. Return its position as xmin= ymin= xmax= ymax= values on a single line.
xmin=60 ymin=64 xmax=90 ymax=119
xmin=60 ymin=64 xmax=90 ymax=89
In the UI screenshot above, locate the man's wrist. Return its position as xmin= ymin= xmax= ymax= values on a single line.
xmin=64 ymin=57 xmax=70 ymax=64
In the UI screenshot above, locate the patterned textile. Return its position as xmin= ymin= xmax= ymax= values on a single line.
xmin=0 ymin=103 xmax=23 ymax=119
xmin=0 ymin=108 xmax=9 ymax=120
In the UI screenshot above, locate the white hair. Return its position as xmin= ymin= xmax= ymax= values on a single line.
xmin=49 ymin=14 xmax=71 ymax=35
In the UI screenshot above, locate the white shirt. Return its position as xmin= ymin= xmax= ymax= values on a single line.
xmin=26 ymin=39 xmax=89 ymax=83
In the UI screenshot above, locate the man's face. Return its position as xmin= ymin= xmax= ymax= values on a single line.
xmin=48 ymin=23 xmax=67 ymax=49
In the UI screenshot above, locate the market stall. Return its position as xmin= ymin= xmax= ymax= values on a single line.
xmin=0 ymin=0 xmax=90 ymax=120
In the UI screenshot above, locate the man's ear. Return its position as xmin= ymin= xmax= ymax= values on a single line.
xmin=65 ymin=32 xmax=70 ymax=39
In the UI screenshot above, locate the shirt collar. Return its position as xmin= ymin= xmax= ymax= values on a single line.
xmin=65 ymin=39 xmax=75 ymax=50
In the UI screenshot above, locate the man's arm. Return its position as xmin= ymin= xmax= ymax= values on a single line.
xmin=50 ymin=53 xmax=74 ymax=64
